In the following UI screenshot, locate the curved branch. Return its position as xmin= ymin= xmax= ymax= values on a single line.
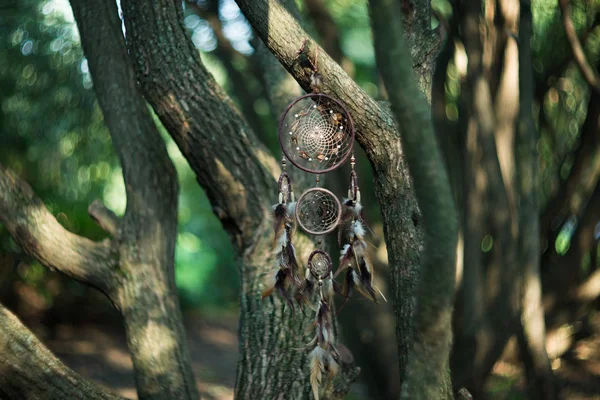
xmin=0 ymin=164 xmax=117 ymax=293
xmin=0 ymin=303 xmax=125 ymax=400
xmin=122 ymin=0 xmax=276 ymax=252
xmin=559 ymin=0 xmax=600 ymax=92
xmin=369 ymin=0 xmax=457 ymax=399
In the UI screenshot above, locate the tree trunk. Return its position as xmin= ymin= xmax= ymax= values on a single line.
xmin=370 ymin=1 xmax=458 ymax=399
xmin=516 ymin=2 xmax=557 ymax=399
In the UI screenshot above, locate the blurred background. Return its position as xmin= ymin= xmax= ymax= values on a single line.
xmin=1 ymin=0 xmax=599 ymax=399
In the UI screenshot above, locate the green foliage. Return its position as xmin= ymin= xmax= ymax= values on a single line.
xmin=1 ymin=0 xmax=238 ymax=313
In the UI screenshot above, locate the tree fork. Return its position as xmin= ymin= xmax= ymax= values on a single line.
xmin=70 ymin=0 xmax=197 ymax=398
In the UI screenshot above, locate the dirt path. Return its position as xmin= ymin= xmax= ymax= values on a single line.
xmin=41 ymin=312 xmax=238 ymax=400
xmin=37 ymin=310 xmax=600 ymax=399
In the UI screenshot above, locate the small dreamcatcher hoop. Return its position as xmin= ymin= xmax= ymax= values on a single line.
xmin=277 ymin=172 xmax=294 ymax=204
xmin=279 ymin=93 xmax=354 ymax=174
xmin=308 ymin=249 xmax=332 ymax=280
xmin=296 ymin=188 xmax=342 ymax=235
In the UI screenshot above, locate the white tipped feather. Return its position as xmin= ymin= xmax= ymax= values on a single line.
xmin=340 ymin=244 xmax=352 ymax=259
xmin=353 ymin=201 xmax=363 ymax=215
xmin=352 ymin=270 xmax=361 ymax=286
xmin=322 ymin=326 xmax=330 ymax=345
xmin=324 ymin=279 xmax=334 ymax=300
xmin=353 ymin=220 xmax=365 ymax=238
xmin=286 ymin=201 xmax=296 ymax=215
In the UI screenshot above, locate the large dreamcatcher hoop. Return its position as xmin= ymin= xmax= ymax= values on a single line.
xmin=295 ymin=187 xmax=342 ymax=235
xmin=278 ymin=93 xmax=355 ymax=174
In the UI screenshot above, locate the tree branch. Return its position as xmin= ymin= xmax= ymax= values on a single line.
xmin=0 ymin=303 xmax=125 ymax=400
xmin=559 ymin=0 xmax=600 ymax=92
xmin=122 ymin=0 xmax=277 ymax=253
xmin=369 ymin=0 xmax=457 ymax=399
xmin=88 ymin=199 xmax=120 ymax=236
xmin=70 ymin=0 xmax=197 ymax=398
xmin=0 ymin=164 xmax=117 ymax=293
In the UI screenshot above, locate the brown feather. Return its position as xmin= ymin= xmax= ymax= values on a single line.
xmin=261 ymin=286 xmax=275 ymax=300
xmin=310 ymin=347 xmax=324 ymax=400
xmin=357 ymin=260 xmax=377 ymax=302
xmin=274 ymin=269 xmax=296 ymax=313
xmin=284 ymin=230 xmax=300 ymax=284
xmin=272 ymin=204 xmax=287 ymax=250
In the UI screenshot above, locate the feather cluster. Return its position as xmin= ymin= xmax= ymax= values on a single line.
xmin=262 ymin=201 xmax=301 ymax=311
xmin=299 ymin=265 xmax=334 ymax=312
xmin=308 ymin=298 xmax=340 ymax=400
xmin=336 ymin=199 xmax=386 ymax=306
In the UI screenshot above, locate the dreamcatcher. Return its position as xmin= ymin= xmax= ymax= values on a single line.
xmin=262 ymin=45 xmax=385 ymax=400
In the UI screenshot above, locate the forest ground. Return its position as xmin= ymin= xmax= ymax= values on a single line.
xmin=29 ymin=310 xmax=600 ymax=400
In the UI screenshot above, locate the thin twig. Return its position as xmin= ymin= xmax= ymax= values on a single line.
xmin=559 ymin=0 xmax=600 ymax=92
xmin=88 ymin=200 xmax=120 ymax=236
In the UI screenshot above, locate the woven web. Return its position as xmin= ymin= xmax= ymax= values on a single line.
xmin=296 ymin=188 xmax=340 ymax=235
xmin=309 ymin=251 xmax=331 ymax=279
xmin=280 ymin=95 xmax=353 ymax=173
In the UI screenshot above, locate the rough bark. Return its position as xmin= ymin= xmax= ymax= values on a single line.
xmin=0 ymin=303 xmax=124 ymax=400
xmin=516 ymin=2 xmax=557 ymax=399
xmin=370 ymin=1 xmax=457 ymax=399
xmin=398 ymin=0 xmax=441 ymax=99
xmin=234 ymin=0 xmax=427 ymax=387
xmin=119 ymin=1 xmax=359 ymax=398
